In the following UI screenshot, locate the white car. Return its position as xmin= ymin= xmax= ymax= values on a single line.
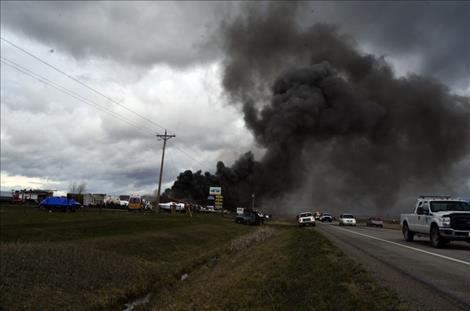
xmin=339 ymin=214 xmax=356 ymax=226
xmin=297 ymin=212 xmax=316 ymax=227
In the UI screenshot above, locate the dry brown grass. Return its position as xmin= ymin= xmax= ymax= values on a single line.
xmin=0 ymin=206 xmax=255 ymax=310
xmin=0 ymin=243 xmax=155 ymax=310
xmin=147 ymin=227 xmax=412 ymax=311
xmin=228 ymin=227 xmax=276 ymax=252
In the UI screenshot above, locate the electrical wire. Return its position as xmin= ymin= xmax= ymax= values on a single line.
xmin=172 ymin=145 xmax=213 ymax=172
xmin=1 ymin=57 xmax=155 ymax=136
xmin=1 ymin=36 xmax=168 ymax=131
xmin=2 ymin=57 xmax=213 ymax=171
xmin=1 ymin=38 xmax=215 ymax=172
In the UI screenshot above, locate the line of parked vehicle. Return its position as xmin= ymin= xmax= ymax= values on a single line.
xmin=295 ymin=195 xmax=470 ymax=248
xmin=296 ymin=211 xmax=385 ymax=228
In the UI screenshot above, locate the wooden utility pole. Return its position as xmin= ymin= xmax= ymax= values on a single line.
xmin=155 ymin=130 xmax=175 ymax=213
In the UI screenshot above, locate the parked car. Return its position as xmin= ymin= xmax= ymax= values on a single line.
xmin=339 ymin=214 xmax=356 ymax=226
xmin=298 ymin=212 xmax=316 ymax=227
xmin=119 ymin=195 xmax=130 ymax=208
xmin=367 ymin=217 xmax=384 ymax=228
xmin=320 ymin=213 xmax=333 ymax=222
xmin=235 ymin=210 xmax=263 ymax=225
xmin=39 ymin=197 xmax=80 ymax=212
xmin=400 ymin=196 xmax=470 ymax=248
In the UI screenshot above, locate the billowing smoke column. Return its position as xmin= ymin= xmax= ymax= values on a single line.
xmin=169 ymin=3 xmax=470 ymax=214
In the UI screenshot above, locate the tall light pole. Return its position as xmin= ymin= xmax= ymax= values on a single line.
xmin=155 ymin=129 xmax=175 ymax=212
xmin=251 ymin=193 xmax=255 ymax=210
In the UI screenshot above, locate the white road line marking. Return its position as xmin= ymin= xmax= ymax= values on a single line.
xmin=332 ymin=226 xmax=470 ymax=267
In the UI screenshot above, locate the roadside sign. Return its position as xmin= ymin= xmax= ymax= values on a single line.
xmin=214 ymin=194 xmax=223 ymax=209
xmin=209 ymin=187 xmax=222 ymax=195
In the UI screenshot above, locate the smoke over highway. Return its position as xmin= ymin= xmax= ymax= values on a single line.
xmin=170 ymin=3 xmax=470 ymax=214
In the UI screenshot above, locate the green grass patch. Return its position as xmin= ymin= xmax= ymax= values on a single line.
xmin=0 ymin=205 xmax=254 ymax=310
xmin=1 ymin=205 xmax=410 ymax=310
xmin=150 ymin=227 xmax=411 ymax=311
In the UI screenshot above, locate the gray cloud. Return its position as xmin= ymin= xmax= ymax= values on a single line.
xmin=2 ymin=1 xmax=469 ymax=91
xmin=1 ymin=1 xmax=469 ymax=199
xmin=1 ymin=1 xmax=235 ymax=68
xmin=309 ymin=2 xmax=470 ymax=90
xmin=0 ymin=55 xmax=252 ymax=195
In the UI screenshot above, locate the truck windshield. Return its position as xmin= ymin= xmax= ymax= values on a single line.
xmin=430 ymin=201 xmax=470 ymax=212
xmin=129 ymin=197 xmax=140 ymax=203
xmin=300 ymin=213 xmax=312 ymax=217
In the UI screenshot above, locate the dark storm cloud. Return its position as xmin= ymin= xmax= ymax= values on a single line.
xmin=0 ymin=1 xmax=235 ymax=68
xmin=2 ymin=1 xmax=469 ymax=201
xmin=3 ymin=1 xmax=468 ymax=89
xmin=309 ymin=2 xmax=470 ymax=89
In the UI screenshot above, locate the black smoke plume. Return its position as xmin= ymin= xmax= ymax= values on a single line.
xmin=168 ymin=3 xmax=470 ymax=215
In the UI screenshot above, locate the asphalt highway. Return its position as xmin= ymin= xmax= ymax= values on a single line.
xmin=315 ymin=223 xmax=470 ymax=311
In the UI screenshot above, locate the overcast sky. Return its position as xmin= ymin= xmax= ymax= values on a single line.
xmin=1 ymin=1 xmax=469 ymax=196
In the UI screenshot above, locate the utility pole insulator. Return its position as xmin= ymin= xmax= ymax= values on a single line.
xmin=155 ymin=129 xmax=175 ymax=213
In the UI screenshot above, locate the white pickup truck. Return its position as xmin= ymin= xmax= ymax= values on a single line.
xmin=400 ymin=196 xmax=470 ymax=248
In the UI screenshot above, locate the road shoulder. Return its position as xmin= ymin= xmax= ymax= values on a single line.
xmin=316 ymin=224 xmax=469 ymax=311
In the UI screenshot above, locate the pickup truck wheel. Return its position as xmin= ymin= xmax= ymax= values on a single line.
xmin=402 ymin=223 xmax=414 ymax=242
xmin=431 ymin=226 xmax=445 ymax=248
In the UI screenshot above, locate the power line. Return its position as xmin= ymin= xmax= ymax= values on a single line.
xmin=1 ymin=36 xmax=167 ymax=131
xmin=172 ymin=145 xmax=213 ymax=172
xmin=1 ymin=57 xmax=155 ymax=136
xmin=1 ymin=39 xmax=215 ymax=174
xmin=1 ymin=57 xmax=154 ymax=136
xmin=2 ymin=56 xmax=214 ymax=171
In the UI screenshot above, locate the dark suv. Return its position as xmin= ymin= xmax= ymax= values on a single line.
xmin=320 ymin=213 xmax=333 ymax=222
xmin=235 ymin=211 xmax=263 ymax=225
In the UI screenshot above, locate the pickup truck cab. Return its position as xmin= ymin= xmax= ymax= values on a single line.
xmin=297 ymin=212 xmax=316 ymax=227
xmin=400 ymin=196 xmax=470 ymax=248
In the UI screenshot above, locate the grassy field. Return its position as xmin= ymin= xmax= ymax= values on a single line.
xmin=0 ymin=205 xmax=410 ymax=310
xmin=148 ymin=224 xmax=410 ymax=311
xmin=0 ymin=205 xmax=254 ymax=310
